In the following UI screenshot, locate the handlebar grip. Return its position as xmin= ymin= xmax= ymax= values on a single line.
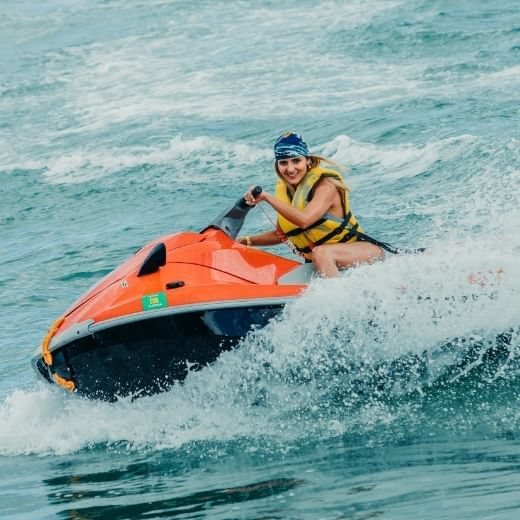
xmin=237 ymin=185 xmax=263 ymax=210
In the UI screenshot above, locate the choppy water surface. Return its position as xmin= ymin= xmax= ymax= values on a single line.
xmin=1 ymin=0 xmax=519 ymax=518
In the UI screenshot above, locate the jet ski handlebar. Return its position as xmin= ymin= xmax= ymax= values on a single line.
xmin=201 ymin=186 xmax=263 ymax=239
xmin=237 ymin=186 xmax=262 ymax=209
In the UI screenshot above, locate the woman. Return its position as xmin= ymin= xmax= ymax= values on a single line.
xmin=238 ymin=132 xmax=383 ymax=277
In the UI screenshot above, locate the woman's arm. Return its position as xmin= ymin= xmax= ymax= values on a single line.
xmin=237 ymin=229 xmax=283 ymax=246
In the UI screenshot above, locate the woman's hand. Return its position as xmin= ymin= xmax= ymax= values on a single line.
xmin=237 ymin=236 xmax=252 ymax=246
xmin=244 ymin=186 xmax=266 ymax=206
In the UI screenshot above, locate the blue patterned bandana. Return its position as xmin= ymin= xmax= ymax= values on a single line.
xmin=274 ymin=132 xmax=309 ymax=160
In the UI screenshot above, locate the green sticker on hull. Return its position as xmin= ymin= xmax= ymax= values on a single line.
xmin=142 ymin=292 xmax=168 ymax=310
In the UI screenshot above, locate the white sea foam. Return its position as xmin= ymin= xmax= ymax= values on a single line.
xmin=19 ymin=135 xmax=269 ymax=185
xmin=476 ymin=65 xmax=520 ymax=87
xmin=2 ymin=0 xmax=517 ymax=183
xmin=321 ymin=133 xmax=520 ymax=239
xmin=0 ymin=384 xmax=264 ymax=456
xmin=321 ymin=134 xmax=477 ymax=178
xmin=0 ymin=1 xmax=413 ymax=144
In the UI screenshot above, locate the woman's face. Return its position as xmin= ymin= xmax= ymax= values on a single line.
xmin=277 ymin=156 xmax=309 ymax=186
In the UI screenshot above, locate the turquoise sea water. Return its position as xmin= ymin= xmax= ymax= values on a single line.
xmin=1 ymin=0 xmax=520 ymax=518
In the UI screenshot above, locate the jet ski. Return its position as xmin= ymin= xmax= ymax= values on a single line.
xmin=32 ymin=187 xmax=516 ymax=401
xmin=32 ymin=187 xmax=315 ymax=400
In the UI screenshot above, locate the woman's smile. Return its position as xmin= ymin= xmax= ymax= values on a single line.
xmin=277 ymin=156 xmax=308 ymax=185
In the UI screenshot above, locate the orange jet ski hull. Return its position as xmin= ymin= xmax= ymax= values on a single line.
xmin=32 ymin=221 xmax=309 ymax=400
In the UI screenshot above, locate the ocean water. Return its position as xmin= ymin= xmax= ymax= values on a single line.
xmin=1 ymin=0 xmax=519 ymax=518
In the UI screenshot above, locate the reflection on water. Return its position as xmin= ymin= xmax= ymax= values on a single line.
xmin=38 ymin=434 xmax=520 ymax=520
xmin=43 ymin=450 xmax=306 ymax=519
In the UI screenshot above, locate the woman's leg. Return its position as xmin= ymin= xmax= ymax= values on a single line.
xmin=311 ymin=242 xmax=384 ymax=277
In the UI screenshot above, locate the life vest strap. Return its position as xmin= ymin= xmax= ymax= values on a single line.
xmin=312 ymin=212 xmax=355 ymax=247
xmin=293 ymin=214 xmax=358 ymax=254
xmin=357 ymin=231 xmax=426 ymax=255
xmin=284 ymin=217 xmax=327 ymax=237
xmin=296 ymin=245 xmax=313 ymax=254
xmin=338 ymin=222 xmax=360 ymax=243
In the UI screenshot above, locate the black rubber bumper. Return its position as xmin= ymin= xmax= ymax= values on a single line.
xmin=34 ymin=305 xmax=283 ymax=401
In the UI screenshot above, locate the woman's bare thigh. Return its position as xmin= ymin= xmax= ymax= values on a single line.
xmin=314 ymin=241 xmax=384 ymax=269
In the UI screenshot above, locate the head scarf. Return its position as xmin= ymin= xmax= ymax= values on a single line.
xmin=274 ymin=132 xmax=309 ymax=160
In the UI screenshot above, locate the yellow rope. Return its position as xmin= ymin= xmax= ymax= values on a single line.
xmin=52 ymin=373 xmax=76 ymax=392
xmin=41 ymin=317 xmax=76 ymax=392
xmin=41 ymin=317 xmax=65 ymax=365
